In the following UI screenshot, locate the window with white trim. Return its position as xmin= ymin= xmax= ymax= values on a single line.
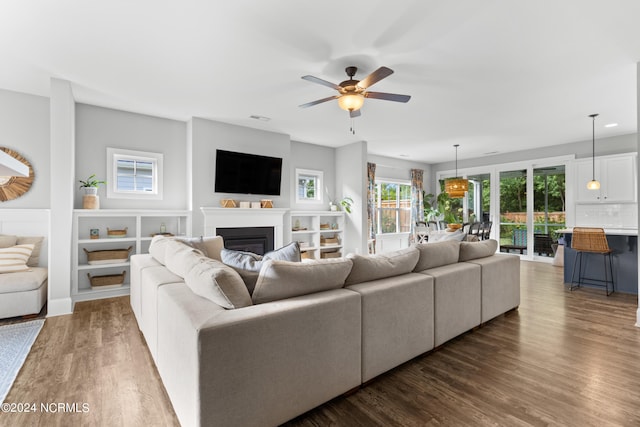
xmin=107 ymin=148 xmax=163 ymax=200
xmin=295 ymin=168 xmax=323 ymax=203
xmin=375 ymin=179 xmax=411 ymax=234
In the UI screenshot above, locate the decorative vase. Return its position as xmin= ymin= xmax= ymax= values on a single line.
xmin=83 ymin=187 xmax=98 ymax=196
xmin=83 ymin=195 xmax=99 ymax=209
xmin=448 ymin=223 xmax=462 ymax=230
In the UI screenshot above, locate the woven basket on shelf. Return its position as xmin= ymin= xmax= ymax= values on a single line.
xmin=107 ymin=227 xmax=128 ymax=238
xmin=83 ymin=246 xmax=132 ymax=265
xmin=87 ymin=271 xmax=126 ymax=287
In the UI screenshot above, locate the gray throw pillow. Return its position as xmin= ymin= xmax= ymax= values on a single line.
xmin=252 ymin=258 xmax=353 ymax=304
xmin=221 ymin=242 xmax=301 ymax=294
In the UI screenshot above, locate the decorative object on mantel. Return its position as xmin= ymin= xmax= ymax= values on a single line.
xmin=239 ymin=201 xmax=251 ymax=209
xmin=260 ymin=199 xmax=273 ymax=208
xmin=78 ymin=174 xmax=106 ymax=209
xmin=586 ymin=113 xmax=601 ymax=190
xmin=0 ymin=147 xmax=35 ymax=202
xmin=220 ymin=199 xmax=236 ymax=208
xmin=107 ymin=227 xmax=127 ymax=238
xmin=444 ymin=144 xmax=468 ymax=198
xmin=251 ymin=202 xmax=261 ymax=209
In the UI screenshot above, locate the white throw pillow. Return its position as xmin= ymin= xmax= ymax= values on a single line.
xmin=164 ymin=240 xmax=206 ymax=278
xmin=0 ymin=244 xmax=34 ymax=273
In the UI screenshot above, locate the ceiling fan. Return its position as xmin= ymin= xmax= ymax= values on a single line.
xmin=299 ymin=66 xmax=411 ymax=119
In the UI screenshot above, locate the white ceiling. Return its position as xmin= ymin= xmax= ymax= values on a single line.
xmin=2 ymin=0 xmax=639 ymax=163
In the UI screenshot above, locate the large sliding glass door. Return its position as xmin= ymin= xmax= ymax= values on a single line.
xmin=533 ymin=165 xmax=566 ymax=257
xmin=499 ymin=169 xmax=527 ymax=253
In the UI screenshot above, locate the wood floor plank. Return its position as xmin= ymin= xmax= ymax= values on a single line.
xmin=2 ymin=261 xmax=640 ymax=426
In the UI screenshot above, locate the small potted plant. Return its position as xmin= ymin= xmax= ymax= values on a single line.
xmin=339 ymin=196 xmax=354 ymax=214
xmin=79 ymin=174 xmax=106 ymax=195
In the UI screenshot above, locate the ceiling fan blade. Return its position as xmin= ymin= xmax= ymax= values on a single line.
xmin=365 ymin=91 xmax=411 ymax=103
xmin=299 ymin=95 xmax=339 ymax=108
xmin=350 ymin=109 xmax=361 ymax=118
xmin=301 ymin=75 xmax=341 ymax=91
xmin=356 ymin=66 xmax=394 ymax=89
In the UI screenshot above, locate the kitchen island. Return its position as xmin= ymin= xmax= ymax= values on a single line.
xmin=559 ymin=228 xmax=637 ymax=294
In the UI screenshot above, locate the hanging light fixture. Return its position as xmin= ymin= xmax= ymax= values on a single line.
xmin=587 ymin=113 xmax=601 ymax=190
xmin=445 ymin=144 xmax=468 ymax=198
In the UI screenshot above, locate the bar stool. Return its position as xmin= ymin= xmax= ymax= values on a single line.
xmin=569 ymin=227 xmax=614 ymax=295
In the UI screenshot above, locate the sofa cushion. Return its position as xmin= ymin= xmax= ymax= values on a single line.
xmin=16 ymin=236 xmax=44 ymax=267
xmin=178 ymin=236 xmax=224 ymax=261
xmin=221 ymin=242 xmax=301 ymax=294
xmin=0 ymin=235 xmax=18 ymax=248
xmin=148 ymin=235 xmax=172 ymax=265
xmin=0 ymin=244 xmax=34 ymax=273
xmin=185 ymin=258 xmax=252 ymax=309
xmin=459 ymin=239 xmax=498 ymax=261
xmin=164 ymin=240 xmax=206 ymax=278
xmin=0 ymin=267 xmax=47 ymax=293
xmin=252 ymin=258 xmax=353 ymax=304
xmin=345 ymin=247 xmax=419 ymax=286
xmin=413 ymin=240 xmax=461 ymax=271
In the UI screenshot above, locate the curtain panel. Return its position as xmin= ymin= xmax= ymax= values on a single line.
xmin=367 ymin=162 xmax=376 ymax=239
xmin=410 ymin=168 xmax=424 ymax=243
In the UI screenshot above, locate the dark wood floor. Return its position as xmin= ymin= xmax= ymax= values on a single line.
xmin=4 ymin=261 xmax=640 ymax=426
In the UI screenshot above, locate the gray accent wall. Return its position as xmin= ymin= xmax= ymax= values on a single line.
xmin=189 ymin=118 xmax=291 ymax=236
xmin=75 ymin=104 xmax=188 ymax=210
xmin=290 ymin=140 xmax=336 ymax=211
xmin=0 ymin=89 xmax=50 ymax=208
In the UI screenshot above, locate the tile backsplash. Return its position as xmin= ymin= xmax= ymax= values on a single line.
xmin=575 ymin=204 xmax=637 ymax=229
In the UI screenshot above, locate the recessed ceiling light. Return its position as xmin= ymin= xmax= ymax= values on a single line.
xmin=604 ymin=123 xmax=618 ymax=128
xmin=249 ymin=115 xmax=271 ymax=122
xmin=484 ymin=151 xmax=499 ymax=155
xmin=399 ymin=154 xmax=409 ymax=158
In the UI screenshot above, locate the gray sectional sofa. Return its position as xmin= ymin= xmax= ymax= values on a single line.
xmin=130 ymin=236 xmax=520 ymax=427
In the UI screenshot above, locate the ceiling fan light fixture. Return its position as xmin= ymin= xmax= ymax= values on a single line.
xmin=338 ymin=93 xmax=364 ymax=112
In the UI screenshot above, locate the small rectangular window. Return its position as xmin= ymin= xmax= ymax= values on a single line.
xmin=375 ymin=179 xmax=411 ymax=234
xmin=295 ymin=168 xmax=323 ymax=204
xmin=107 ymin=148 xmax=163 ymax=200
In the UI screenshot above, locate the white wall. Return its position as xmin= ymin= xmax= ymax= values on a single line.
xmin=0 ymin=89 xmax=50 ymax=208
xmin=430 ymin=133 xmax=637 ymax=185
xmin=290 ymin=140 xmax=336 ymax=211
xmin=336 ymin=141 xmax=368 ymax=255
xmin=48 ymin=78 xmax=75 ymax=316
xmin=368 ymin=154 xmax=431 ymax=189
xmin=190 ymin=118 xmax=291 ymax=236
xmin=75 ymin=104 xmax=188 ymax=210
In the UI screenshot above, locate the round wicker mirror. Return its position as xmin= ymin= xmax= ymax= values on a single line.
xmin=0 ymin=147 xmax=34 ymax=201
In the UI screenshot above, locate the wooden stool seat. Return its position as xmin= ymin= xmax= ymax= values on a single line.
xmin=570 ymin=227 xmax=614 ymax=295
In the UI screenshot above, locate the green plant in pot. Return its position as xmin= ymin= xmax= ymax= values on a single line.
xmin=422 ymin=192 xmax=440 ymax=221
xmin=79 ymin=174 xmax=106 ymax=195
xmin=339 ymin=196 xmax=354 ymax=214
xmin=438 ymin=191 xmax=463 ymax=229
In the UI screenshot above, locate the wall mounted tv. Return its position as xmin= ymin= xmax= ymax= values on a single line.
xmin=214 ymin=149 xmax=282 ymax=196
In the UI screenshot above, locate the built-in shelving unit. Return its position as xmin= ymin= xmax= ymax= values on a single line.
xmin=290 ymin=211 xmax=345 ymax=259
xmin=72 ymin=209 xmax=191 ymax=302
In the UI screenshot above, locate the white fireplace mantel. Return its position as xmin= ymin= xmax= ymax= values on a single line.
xmin=201 ymin=207 xmax=289 ymax=248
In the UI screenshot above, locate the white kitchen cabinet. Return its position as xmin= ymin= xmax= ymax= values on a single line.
xmin=575 ymin=154 xmax=636 ymax=203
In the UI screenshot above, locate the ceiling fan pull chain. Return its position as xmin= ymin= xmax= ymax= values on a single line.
xmin=350 ymin=117 xmax=356 ymax=135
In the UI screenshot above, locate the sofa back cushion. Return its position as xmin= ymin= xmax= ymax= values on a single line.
xmin=413 ymin=240 xmax=461 ymax=271
xmin=459 ymin=239 xmax=498 ymax=261
xmin=252 ymin=258 xmax=353 ymax=304
xmin=185 ymin=258 xmax=252 ymax=309
xmin=164 ymin=240 xmax=206 ymax=278
xmin=148 ymin=235 xmax=172 ymax=265
xmin=345 ymin=247 xmax=419 ymax=286
xmin=178 ymin=236 xmax=224 ymax=261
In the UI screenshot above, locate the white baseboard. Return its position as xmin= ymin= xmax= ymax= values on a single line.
xmin=47 ymin=297 xmax=73 ymax=317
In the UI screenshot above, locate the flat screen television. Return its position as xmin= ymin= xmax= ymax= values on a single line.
xmin=214 ymin=149 xmax=282 ymax=196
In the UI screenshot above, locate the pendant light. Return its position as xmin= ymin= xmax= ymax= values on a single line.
xmin=586 ymin=113 xmax=601 ymax=190
xmin=444 ymin=144 xmax=468 ymax=198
